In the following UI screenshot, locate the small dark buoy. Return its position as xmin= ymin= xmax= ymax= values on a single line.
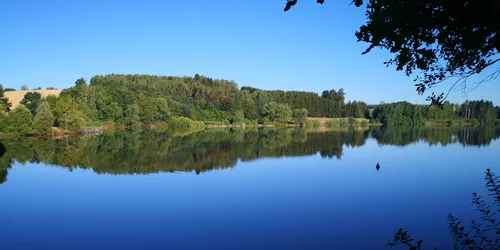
xmin=376 ymin=163 xmax=380 ymax=171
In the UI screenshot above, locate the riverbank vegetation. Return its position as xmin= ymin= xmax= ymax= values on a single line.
xmin=1 ymin=74 xmax=499 ymax=136
xmin=372 ymin=100 xmax=500 ymax=126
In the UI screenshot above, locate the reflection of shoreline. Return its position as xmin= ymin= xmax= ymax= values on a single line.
xmin=0 ymin=127 xmax=499 ymax=182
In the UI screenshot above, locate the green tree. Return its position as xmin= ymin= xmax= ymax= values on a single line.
xmin=107 ymin=102 xmax=123 ymax=122
xmin=0 ymin=84 xmax=12 ymax=112
xmin=75 ymin=78 xmax=87 ymax=88
xmin=293 ymin=108 xmax=309 ymax=125
xmin=20 ymin=91 xmax=42 ymax=116
xmin=124 ymin=104 xmax=140 ymax=129
xmin=275 ymin=103 xmax=292 ymax=123
xmin=55 ymin=95 xmax=85 ymax=131
xmin=155 ymin=98 xmax=170 ymax=122
xmin=412 ymin=105 xmax=423 ymax=125
xmin=6 ymin=105 xmax=33 ymax=134
xmin=139 ymin=97 xmax=158 ymax=124
xmin=20 ymin=85 xmax=28 ymax=91
xmin=41 ymin=95 xmax=58 ymax=115
xmin=263 ymin=102 xmax=279 ymax=121
xmin=33 ymin=102 xmax=55 ymax=133
xmin=234 ymin=110 xmax=245 ymax=123
xmin=0 ymin=110 xmax=8 ymax=132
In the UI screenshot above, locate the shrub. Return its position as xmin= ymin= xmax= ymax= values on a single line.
xmin=260 ymin=118 xmax=274 ymax=125
xmin=311 ymin=119 xmax=322 ymax=128
xmin=204 ymin=120 xmax=230 ymax=126
xmin=303 ymin=119 xmax=313 ymax=127
xmin=233 ymin=110 xmax=245 ymax=123
xmin=205 ymin=121 xmax=226 ymax=126
xmin=326 ymin=119 xmax=340 ymax=128
xmin=340 ymin=118 xmax=349 ymax=127
xmin=348 ymin=117 xmax=356 ymax=125
xmin=169 ymin=117 xmax=206 ymax=130
xmin=361 ymin=120 xmax=369 ymax=127
xmin=244 ymin=119 xmax=258 ymax=126
xmin=86 ymin=121 xmax=102 ymax=127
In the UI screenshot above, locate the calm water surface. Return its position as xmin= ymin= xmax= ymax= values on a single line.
xmin=0 ymin=127 xmax=499 ymax=250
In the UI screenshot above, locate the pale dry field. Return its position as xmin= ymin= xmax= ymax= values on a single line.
xmin=4 ymin=90 xmax=62 ymax=108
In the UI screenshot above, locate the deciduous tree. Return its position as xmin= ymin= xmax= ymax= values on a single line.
xmin=6 ymin=105 xmax=33 ymax=134
xmin=33 ymin=102 xmax=55 ymax=133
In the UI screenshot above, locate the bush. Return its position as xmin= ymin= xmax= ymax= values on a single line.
xmin=204 ymin=120 xmax=230 ymax=126
xmin=244 ymin=119 xmax=258 ymax=126
xmin=348 ymin=117 xmax=356 ymax=125
xmin=326 ymin=119 xmax=340 ymax=128
xmin=231 ymin=121 xmax=245 ymax=126
xmin=205 ymin=121 xmax=227 ymax=126
xmin=303 ymin=119 xmax=313 ymax=127
xmin=86 ymin=121 xmax=102 ymax=127
xmin=340 ymin=118 xmax=349 ymax=127
xmin=260 ymin=117 xmax=274 ymax=125
xmin=361 ymin=120 xmax=369 ymax=127
xmin=311 ymin=119 xmax=322 ymax=128
xmin=168 ymin=117 xmax=206 ymax=130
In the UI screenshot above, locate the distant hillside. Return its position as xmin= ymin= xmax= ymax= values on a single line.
xmin=4 ymin=90 xmax=62 ymax=108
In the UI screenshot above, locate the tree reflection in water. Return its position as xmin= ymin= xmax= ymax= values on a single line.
xmin=0 ymin=126 xmax=499 ymax=184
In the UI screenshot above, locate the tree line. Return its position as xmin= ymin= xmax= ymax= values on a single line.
xmin=0 ymin=74 xmax=370 ymax=133
xmin=1 ymin=74 xmax=499 ymax=134
xmin=372 ymin=100 xmax=500 ymax=126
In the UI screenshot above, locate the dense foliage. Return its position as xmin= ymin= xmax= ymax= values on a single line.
xmin=4 ymin=105 xmax=33 ymax=134
xmin=20 ymin=91 xmax=41 ymax=116
xmin=33 ymin=102 xmax=55 ymax=133
xmin=0 ymin=85 xmax=12 ymax=112
xmin=55 ymin=74 xmax=369 ymax=129
xmin=373 ymin=100 xmax=500 ymax=126
xmin=0 ymin=75 xmax=498 ymax=134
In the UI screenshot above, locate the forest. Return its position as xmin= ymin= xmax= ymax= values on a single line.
xmin=0 ymin=74 xmax=499 ymax=134
xmin=372 ymin=100 xmax=500 ymax=126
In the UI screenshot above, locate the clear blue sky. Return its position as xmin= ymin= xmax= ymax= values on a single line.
xmin=1 ymin=0 xmax=498 ymax=104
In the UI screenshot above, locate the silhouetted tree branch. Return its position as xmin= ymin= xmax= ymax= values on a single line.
xmin=284 ymin=0 xmax=500 ymax=105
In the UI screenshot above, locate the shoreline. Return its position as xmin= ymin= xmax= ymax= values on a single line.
xmin=0 ymin=120 xmax=495 ymax=138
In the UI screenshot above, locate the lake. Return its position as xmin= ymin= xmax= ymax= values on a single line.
xmin=1 ymin=126 xmax=499 ymax=250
